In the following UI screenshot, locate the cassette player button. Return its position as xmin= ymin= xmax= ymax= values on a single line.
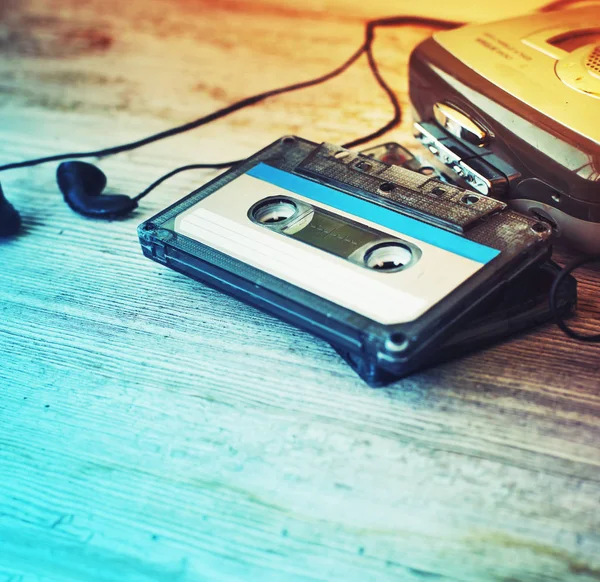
xmin=414 ymin=121 xmax=508 ymax=196
xmin=433 ymin=102 xmax=489 ymax=146
xmin=414 ymin=121 xmax=473 ymax=167
xmin=435 ymin=139 xmax=476 ymax=168
xmin=457 ymin=157 xmax=508 ymax=197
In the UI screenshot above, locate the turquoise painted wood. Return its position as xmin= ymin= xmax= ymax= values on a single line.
xmin=1 ymin=0 xmax=599 ymax=580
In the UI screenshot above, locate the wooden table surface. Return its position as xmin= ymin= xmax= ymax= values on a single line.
xmin=1 ymin=1 xmax=600 ymax=580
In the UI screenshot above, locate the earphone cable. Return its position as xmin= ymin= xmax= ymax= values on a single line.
xmin=551 ymin=256 xmax=600 ymax=342
xmin=0 ymin=16 xmax=462 ymax=181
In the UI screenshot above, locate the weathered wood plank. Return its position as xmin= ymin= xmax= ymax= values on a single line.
xmin=1 ymin=0 xmax=600 ymax=581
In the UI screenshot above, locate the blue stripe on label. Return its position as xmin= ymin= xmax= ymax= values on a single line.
xmin=247 ymin=163 xmax=500 ymax=264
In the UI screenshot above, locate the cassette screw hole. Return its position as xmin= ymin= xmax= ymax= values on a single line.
xmin=142 ymin=222 xmax=156 ymax=231
xmin=251 ymin=198 xmax=297 ymax=225
xmin=355 ymin=161 xmax=373 ymax=172
xmin=462 ymin=194 xmax=480 ymax=205
xmin=379 ymin=182 xmax=395 ymax=193
xmin=386 ymin=332 xmax=410 ymax=353
xmin=334 ymin=150 xmax=350 ymax=159
xmin=552 ymin=193 xmax=561 ymax=203
xmin=281 ymin=136 xmax=295 ymax=145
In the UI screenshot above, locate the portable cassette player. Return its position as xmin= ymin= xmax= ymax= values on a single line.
xmin=409 ymin=5 xmax=600 ymax=253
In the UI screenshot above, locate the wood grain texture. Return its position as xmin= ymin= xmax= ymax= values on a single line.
xmin=1 ymin=1 xmax=599 ymax=581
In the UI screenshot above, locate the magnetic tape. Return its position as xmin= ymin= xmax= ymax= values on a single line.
xmin=138 ymin=136 xmax=566 ymax=384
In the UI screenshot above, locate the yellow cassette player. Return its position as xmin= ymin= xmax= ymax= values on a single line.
xmin=409 ymin=5 xmax=600 ymax=252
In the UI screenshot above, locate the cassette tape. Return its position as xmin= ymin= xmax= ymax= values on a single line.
xmin=138 ymin=136 xmax=554 ymax=383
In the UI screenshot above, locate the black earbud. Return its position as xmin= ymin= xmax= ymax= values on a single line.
xmin=56 ymin=161 xmax=138 ymax=219
xmin=0 ymin=182 xmax=22 ymax=237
